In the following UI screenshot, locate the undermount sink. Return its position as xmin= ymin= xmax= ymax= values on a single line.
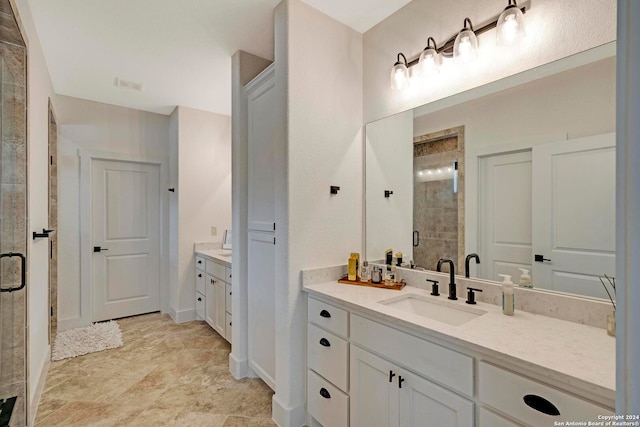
xmin=379 ymin=294 xmax=486 ymax=326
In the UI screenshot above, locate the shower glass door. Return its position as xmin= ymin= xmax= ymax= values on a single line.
xmin=0 ymin=1 xmax=28 ymax=424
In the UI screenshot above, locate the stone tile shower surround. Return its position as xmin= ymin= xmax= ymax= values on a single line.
xmin=413 ymin=127 xmax=465 ymax=271
xmin=0 ymin=0 xmax=27 ymax=425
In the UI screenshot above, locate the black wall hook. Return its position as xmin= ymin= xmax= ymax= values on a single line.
xmin=168 ymin=188 xmax=175 ymax=192
xmin=33 ymin=229 xmax=54 ymax=240
xmin=330 ymin=186 xmax=340 ymax=195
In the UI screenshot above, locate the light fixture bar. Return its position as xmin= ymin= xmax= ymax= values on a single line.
xmin=405 ymin=6 xmax=526 ymax=68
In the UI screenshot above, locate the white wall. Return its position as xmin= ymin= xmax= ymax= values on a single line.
xmin=363 ymin=0 xmax=617 ymax=123
xmin=169 ymin=106 xmax=231 ymax=321
xmin=12 ymin=0 xmax=57 ymax=413
xmin=56 ymin=95 xmax=170 ymax=329
xmin=273 ymin=0 xmax=363 ymax=424
xmin=365 ymin=110 xmax=413 ymax=259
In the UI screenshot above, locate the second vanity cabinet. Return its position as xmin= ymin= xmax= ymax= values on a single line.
xmin=306 ymin=294 xmax=613 ymax=427
xmin=195 ymin=254 xmax=232 ymax=343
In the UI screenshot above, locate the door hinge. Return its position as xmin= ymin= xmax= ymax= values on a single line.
xmin=50 ymin=306 xmax=53 ymax=317
xmin=50 ymin=156 xmax=53 ymax=165
xmin=273 ymin=237 xmax=276 ymax=245
xmin=50 ymin=240 xmax=53 ymax=259
xmin=273 ymin=222 xmax=276 ymax=231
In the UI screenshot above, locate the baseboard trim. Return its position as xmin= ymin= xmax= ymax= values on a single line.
xmin=168 ymin=306 xmax=196 ymax=323
xmin=29 ymin=347 xmax=51 ymax=426
xmin=249 ymin=361 xmax=275 ymax=391
xmin=272 ymin=395 xmax=306 ymax=427
xmin=229 ymin=353 xmax=258 ymax=380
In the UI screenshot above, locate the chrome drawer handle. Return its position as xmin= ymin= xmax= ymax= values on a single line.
xmin=319 ymin=388 xmax=331 ymax=399
xmin=319 ymin=309 xmax=331 ymax=318
xmin=523 ymin=394 xmax=560 ymax=416
xmin=319 ymin=338 xmax=330 ymax=347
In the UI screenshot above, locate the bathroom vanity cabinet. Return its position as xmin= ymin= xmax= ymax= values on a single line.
xmin=195 ymin=253 xmax=232 ymax=343
xmin=305 ymin=292 xmax=613 ymax=427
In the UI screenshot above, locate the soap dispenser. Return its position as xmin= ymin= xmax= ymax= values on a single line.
xmin=498 ymin=274 xmax=515 ymax=316
xmin=518 ymin=268 xmax=533 ymax=288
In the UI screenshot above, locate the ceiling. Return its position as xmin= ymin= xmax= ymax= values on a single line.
xmin=29 ymin=0 xmax=409 ymax=116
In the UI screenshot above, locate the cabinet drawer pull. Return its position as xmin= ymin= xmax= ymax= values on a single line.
xmin=398 ymin=376 xmax=405 ymax=388
xmin=389 ymin=371 xmax=396 ymax=383
xmin=319 ymin=338 xmax=331 ymax=347
xmin=211 ymin=279 xmax=215 ymax=284
xmin=197 ymin=297 xmax=202 ymax=302
xmin=198 ymin=274 xmax=202 ymax=277
xmin=523 ymin=394 xmax=560 ymax=416
xmin=319 ymin=309 xmax=331 ymax=318
xmin=319 ymin=388 xmax=331 ymax=399
xmin=198 ymin=260 xmax=202 ymax=264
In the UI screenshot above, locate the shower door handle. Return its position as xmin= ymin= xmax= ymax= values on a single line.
xmin=413 ymin=231 xmax=420 ymax=247
xmin=0 ymin=252 xmax=26 ymax=293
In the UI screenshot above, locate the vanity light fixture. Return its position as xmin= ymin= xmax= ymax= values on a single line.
xmin=389 ymin=3 xmax=527 ymax=90
xmin=418 ymin=37 xmax=441 ymax=77
xmin=496 ymin=0 xmax=526 ymax=46
xmin=390 ymin=53 xmax=409 ymax=91
xmin=453 ymin=18 xmax=478 ymax=63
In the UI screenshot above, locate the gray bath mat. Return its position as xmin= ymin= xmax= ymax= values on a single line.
xmin=52 ymin=321 xmax=123 ymax=361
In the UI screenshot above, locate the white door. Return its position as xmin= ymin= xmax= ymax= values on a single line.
xmin=247 ymin=230 xmax=276 ymax=389
xmin=532 ymin=133 xmax=616 ymax=297
xmin=350 ymin=345 xmax=398 ymax=427
xmin=479 ymin=151 xmax=533 ymax=281
xmin=91 ymin=159 xmax=161 ymax=321
xmin=398 ymin=369 xmax=474 ymax=427
xmin=247 ymin=70 xmax=276 ymax=232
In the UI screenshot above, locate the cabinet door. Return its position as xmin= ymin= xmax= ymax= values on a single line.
xmin=247 ymin=231 xmax=276 ymax=389
xmin=398 ymin=369 xmax=474 ymax=427
xmin=214 ymin=281 xmax=226 ymax=337
xmin=247 ymin=71 xmax=276 ymax=232
xmin=350 ymin=345 xmax=399 ymax=427
xmin=205 ymin=274 xmax=216 ymax=329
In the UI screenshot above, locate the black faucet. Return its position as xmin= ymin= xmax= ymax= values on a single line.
xmin=436 ymin=258 xmax=457 ymax=300
xmin=465 ymin=253 xmax=480 ymax=278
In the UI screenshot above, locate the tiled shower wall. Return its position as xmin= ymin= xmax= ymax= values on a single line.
xmin=0 ymin=0 xmax=28 ymax=425
xmin=413 ymin=130 xmax=465 ymax=272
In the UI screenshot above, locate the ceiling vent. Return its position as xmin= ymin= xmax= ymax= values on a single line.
xmin=113 ymin=78 xmax=144 ymax=92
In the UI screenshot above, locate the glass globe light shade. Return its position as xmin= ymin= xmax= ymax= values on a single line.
xmin=453 ymin=28 xmax=478 ymax=63
xmin=418 ymin=47 xmax=440 ymax=77
xmin=390 ymin=58 xmax=409 ymax=91
xmin=497 ymin=4 xmax=526 ymax=46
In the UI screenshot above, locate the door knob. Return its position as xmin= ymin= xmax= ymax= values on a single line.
xmin=534 ymin=254 xmax=551 ymax=263
xmin=93 ymin=246 xmax=109 ymax=253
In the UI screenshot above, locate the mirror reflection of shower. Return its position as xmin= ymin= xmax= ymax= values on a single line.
xmin=413 ymin=128 xmax=464 ymax=272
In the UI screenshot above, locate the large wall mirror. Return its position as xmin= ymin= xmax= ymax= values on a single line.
xmin=365 ymin=42 xmax=616 ymax=301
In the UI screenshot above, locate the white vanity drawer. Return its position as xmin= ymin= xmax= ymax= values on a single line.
xmin=226 ymin=283 xmax=232 ymax=314
xmin=206 ymin=260 xmax=226 ymax=280
xmin=308 ymin=323 xmax=348 ymax=391
xmin=479 ymin=407 xmax=523 ymax=427
xmin=308 ymin=297 xmax=348 ymax=338
xmin=479 ymin=362 xmax=612 ymax=425
xmin=196 ymin=256 xmax=206 ymax=271
xmin=195 ymin=292 xmax=205 ymax=320
xmin=195 ymin=270 xmax=205 ymax=295
xmin=225 ymin=313 xmax=232 ymax=344
xmin=307 ymin=369 xmax=348 ymax=427
xmin=351 ymin=314 xmax=473 ymax=397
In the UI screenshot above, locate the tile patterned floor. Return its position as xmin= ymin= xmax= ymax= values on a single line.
xmin=35 ymin=313 xmax=276 ymax=426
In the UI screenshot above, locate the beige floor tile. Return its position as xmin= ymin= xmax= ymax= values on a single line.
xmin=35 ymin=313 xmax=274 ymax=426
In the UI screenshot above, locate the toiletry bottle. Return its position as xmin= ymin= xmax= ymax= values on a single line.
xmin=360 ymin=261 xmax=370 ymax=282
xmin=371 ymin=266 xmax=382 ymax=284
xmin=518 ymin=268 xmax=533 ymax=288
xmin=385 ymin=266 xmax=395 ymax=287
xmin=499 ymin=274 xmax=515 ymax=316
xmin=348 ymin=256 xmax=357 ymax=281
xmin=350 ymin=252 xmax=360 ymax=279
xmin=395 ymin=252 xmax=403 ymax=266
xmin=385 ymin=249 xmax=393 ymax=265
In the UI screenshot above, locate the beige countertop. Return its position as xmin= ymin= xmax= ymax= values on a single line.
xmin=304 ymin=281 xmax=615 ymax=403
xmin=195 ymin=249 xmax=232 ymax=267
